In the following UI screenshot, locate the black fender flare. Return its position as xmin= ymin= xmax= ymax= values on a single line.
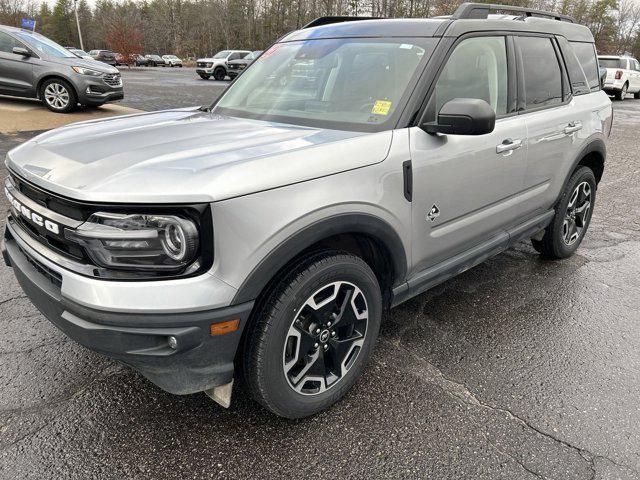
xmin=232 ymin=213 xmax=408 ymax=304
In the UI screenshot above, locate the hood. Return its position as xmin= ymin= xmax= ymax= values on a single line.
xmin=197 ymin=58 xmax=218 ymax=62
xmin=6 ymin=109 xmax=392 ymax=203
xmin=49 ymin=56 xmax=119 ymax=74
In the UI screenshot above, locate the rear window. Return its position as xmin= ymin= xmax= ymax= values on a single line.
xmin=598 ymin=57 xmax=624 ymax=69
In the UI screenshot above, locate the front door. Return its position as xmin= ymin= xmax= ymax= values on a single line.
xmin=0 ymin=32 xmax=35 ymax=97
xmin=409 ymin=35 xmax=528 ymax=274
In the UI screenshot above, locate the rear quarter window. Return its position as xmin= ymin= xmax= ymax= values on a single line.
xmin=572 ymin=42 xmax=600 ymax=91
xmin=558 ymin=37 xmax=590 ymax=96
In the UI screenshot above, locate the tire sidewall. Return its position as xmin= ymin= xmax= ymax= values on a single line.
xmin=550 ymin=167 xmax=596 ymax=257
xmin=255 ymin=256 xmax=382 ymax=418
xmin=40 ymin=79 xmax=76 ymax=113
xmin=214 ymin=67 xmax=226 ymax=80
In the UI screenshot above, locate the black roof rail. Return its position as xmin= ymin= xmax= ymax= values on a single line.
xmin=303 ymin=16 xmax=381 ymax=29
xmin=452 ymin=2 xmax=574 ymax=23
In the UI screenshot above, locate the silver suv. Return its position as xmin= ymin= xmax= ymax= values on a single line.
xmin=2 ymin=4 xmax=612 ymax=418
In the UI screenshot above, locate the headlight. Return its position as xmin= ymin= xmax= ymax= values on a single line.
xmin=65 ymin=212 xmax=199 ymax=272
xmin=72 ymin=66 xmax=104 ymax=76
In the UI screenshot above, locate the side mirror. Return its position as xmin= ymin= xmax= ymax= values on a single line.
xmin=12 ymin=46 xmax=31 ymax=57
xmin=599 ymin=67 xmax=607 ymax=89
xmin=422 ymin=98 xmax=496 ymax=136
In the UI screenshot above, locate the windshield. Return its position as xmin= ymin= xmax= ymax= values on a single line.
xmin=599 ymin=58 xmax=624 ymax=69
xmin=214 ymin=38 xmax=436 ymax=131
xmin=165 ymin=55 xmax=178 ymax=59
xmin=214 ymin=50 xmax=231 ymax=59
xmin=15 ymin=31 xmax=75 ymax=58
xmin=73 ymin=49 xmax=89 ymax=56
xmin=247 ymin=51 xmax=262 ymax=60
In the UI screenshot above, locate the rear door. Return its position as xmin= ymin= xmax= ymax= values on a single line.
xmin=0 ymin=31 xmax=35 ymax=97
xmin=409 ymin=35 xmax=528 ymax=272
xmin=518 ymin=35 xmax=588 ymax=213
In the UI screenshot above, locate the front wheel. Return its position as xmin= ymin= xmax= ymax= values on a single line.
xmin=532 ymin=166 xmax=596 ymax=259
xmin=242 ymin=251 xmax=382 ymax=418
xmin=634 ymin=90 xmax=640 ymax=99
xmin=40 ymin=78 xmax=77 ymax=113
xmin=213 ymin=67 xmax=226 ymax=81
xmin=198 ymin=73 xmax=210 ymax=80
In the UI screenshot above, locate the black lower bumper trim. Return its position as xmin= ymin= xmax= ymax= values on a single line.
xmin=3 ymin=229 xmax=254 ymax=395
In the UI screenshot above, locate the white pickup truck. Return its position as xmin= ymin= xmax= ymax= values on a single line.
xmin=598 ymin=55 xmax=640 ymax=100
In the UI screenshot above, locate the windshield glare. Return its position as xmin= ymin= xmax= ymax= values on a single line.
xmin=214 ymin=50 xmax=231 ymax=59
xmin=214 ymin=38 xmax=434 ymax=131
xmin=15 ymin=32 xmax=75 ymax=58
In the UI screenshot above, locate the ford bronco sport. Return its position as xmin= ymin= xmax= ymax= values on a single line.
xmin=2 ymin=4 xmax=612 ymax=418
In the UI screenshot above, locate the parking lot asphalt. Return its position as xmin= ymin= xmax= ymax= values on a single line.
xmin=0 ymin=71 xmax=639 ymax=479
xmin=118 ymin=66 xmax=229 ymax=111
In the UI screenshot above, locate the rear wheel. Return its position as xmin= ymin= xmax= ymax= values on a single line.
xmin=634 ymin=90 xmax=640 ymax=99
xmin=243 ymin=251 xmax=382 ymax=418
xmin=615 ymin=83 xmax=628 ymax=100
xmin=531 ymin=166 xmax=596 ymax=259
xmin=40 ymin=78 xmax=77 ymax=113
xmin=213 ymin=67 xmax=226 ymax=81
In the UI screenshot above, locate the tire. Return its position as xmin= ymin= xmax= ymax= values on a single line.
xmin=242 ymin=250 xmax=382 ymax=418
xmin=531 ymin=166 xmax=596 ymax=259
xmin=634 ymin=91 xmax=640 ymax=99
xmin=615 ymin=83 xmax=628 ymax=100
xmin=213 ymin=67 xmax=226 ymax=81
xmin=40 ymin=78 xmax=77 ymax=113
xmin=198 ymin=73 xmax=210 ymax=80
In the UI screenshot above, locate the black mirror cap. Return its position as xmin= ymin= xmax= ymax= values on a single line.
xmin=12 ymin=46 xmax=31 ymax=57
xmin=422 ymin=98 xmax=496 ymax=136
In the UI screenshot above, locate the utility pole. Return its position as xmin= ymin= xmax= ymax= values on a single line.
xmin=73 ymin=0 xmax=84 ymax=50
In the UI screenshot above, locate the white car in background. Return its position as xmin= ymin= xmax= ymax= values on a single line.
xmin=162 ymin=55 xmax=183 ymax=67
xmin=599 ymin=55 xmax=640 ymax=100
xmin=67 ymin=48 xmax=93 ymax=61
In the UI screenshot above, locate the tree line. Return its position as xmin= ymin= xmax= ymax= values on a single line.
xmin=1 ymin=0 xmax=639 ymax=59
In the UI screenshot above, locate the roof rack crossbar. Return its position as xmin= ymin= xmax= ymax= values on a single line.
xmin=452 ymin=2 xmax=574 ymax=23
xmin=302 ymin=16 xmax=381 ymax=29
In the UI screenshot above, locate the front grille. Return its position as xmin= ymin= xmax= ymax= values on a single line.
xmin=197 ymin=62 xmax=212 ymax=68
xmin=103 ymin=73 xmax=122 ymax=87
xmin=17 ymin=242 xmax=63 ymax=288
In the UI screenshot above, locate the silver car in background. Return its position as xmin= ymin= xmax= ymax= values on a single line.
xmin=0 ymin=25 xmax=123 ymax=112
xmin=2 ymin=4 xmax=612 ymax=418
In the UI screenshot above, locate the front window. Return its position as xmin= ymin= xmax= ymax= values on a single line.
xmin=214 ymin=37 xmax=436 ymax=131
xmin=213 ymin=50 xmax=231 ymax=59
xmin=14 ymin=31 xmax=75 ymax=58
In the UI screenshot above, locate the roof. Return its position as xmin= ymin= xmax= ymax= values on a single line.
xmin=282 ymin=11 xmax=593 ymax=43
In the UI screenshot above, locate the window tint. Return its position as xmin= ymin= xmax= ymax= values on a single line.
xmin=558 ymin=37 xmax=590 ymax=96
xmin=518 ymin=37 xmax=562 ymax=109
xmin=426 ymin=36 xmax=508 ymax=122
xmin=0 ymin=32 xmax=22 ymax=54
xmin=572 ymin=43 xmax=600 ymax=91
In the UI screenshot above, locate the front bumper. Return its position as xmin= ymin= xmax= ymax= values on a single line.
xmin=75 ymin=76 xmax=124 ymax=105
xmin=2 ymin=221 xmax=254 ymax=394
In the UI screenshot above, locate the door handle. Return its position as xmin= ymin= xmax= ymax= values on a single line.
xmin=564 ymin=122 xmax=583 ymax=134
xmin=496 ymin=138 xmax=523 ymax=154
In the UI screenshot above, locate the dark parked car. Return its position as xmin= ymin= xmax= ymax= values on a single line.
xmin=145 ymin=54 xmax=166 ymax=67
xmin=132 ymin=54 xmax=149 ymax=66
xmin=88 ymin=49 xmax=117 ymax=66
xmin=0 ymin=26 xmax=123 ymax=112
xmin=227 ymin=50 xmax=262 ymax=79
